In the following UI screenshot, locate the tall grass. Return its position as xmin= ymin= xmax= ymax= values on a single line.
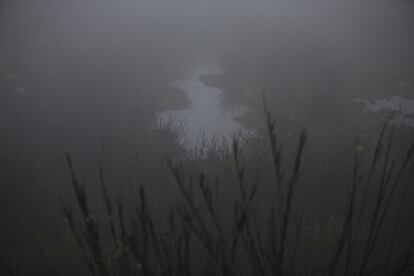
xmin=61 ymin=112 xmax=413 ymax=275
xmin=4 ymin=109 xmax=413 ymax=276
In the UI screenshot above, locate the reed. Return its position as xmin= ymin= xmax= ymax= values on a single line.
xmin=4 ymin=108 xmax=413 ymax=276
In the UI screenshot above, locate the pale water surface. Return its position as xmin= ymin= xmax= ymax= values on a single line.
xmin=355 ymin=95 xmax=414 ymax=127
xmin=156 ymin=62 xmax=253 ymax=151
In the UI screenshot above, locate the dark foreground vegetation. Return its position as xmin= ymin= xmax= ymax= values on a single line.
xmin=2 ymin=106 xmax=413 ymax=276
xmin=1 ymin=2 xmax=414 ymax=275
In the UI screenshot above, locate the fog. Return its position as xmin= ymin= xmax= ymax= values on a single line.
xmin=1 ymin=0 xmax=414 ymax=275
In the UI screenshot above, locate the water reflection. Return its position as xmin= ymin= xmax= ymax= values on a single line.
xmin=156 ymin=61 xmax=254 ymax=151
xmin=355 ymin=96 xmax=414 ymax=127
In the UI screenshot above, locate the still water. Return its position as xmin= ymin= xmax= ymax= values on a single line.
xmin=156 ymin=62 xmax=253 ymax=151
xmin=355 ymin=95 xmax=414 ymax=127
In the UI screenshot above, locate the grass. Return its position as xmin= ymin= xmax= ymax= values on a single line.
xmin=3 ymin=107 xmax=414 ymax=276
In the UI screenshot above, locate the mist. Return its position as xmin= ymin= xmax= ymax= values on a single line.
xmin=1 ymin=0 xmax=414 ymax=275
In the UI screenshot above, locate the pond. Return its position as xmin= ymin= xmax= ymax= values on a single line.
xmin=155 ymin=61 xmax=254 ymax=152
xmin=354 ymin=95 xmax=414 ymax=127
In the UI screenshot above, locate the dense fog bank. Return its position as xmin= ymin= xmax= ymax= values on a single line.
xmin=1 ymin=1 xmax=414 ymax=273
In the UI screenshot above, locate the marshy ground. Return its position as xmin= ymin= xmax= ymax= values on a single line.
xmin=1 ymin=0 xmax=414 ymax=275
